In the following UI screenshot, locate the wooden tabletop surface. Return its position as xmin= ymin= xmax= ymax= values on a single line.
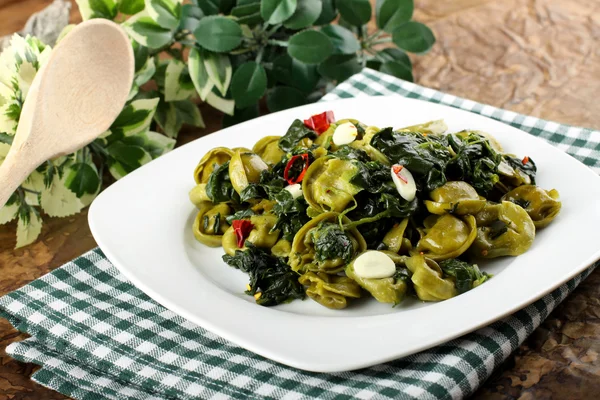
xmin=1 ymin=0 xmax=599 ymax=398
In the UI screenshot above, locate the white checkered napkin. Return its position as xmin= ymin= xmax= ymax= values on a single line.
xmin=0 ymin=69 xmax=599 ymax=400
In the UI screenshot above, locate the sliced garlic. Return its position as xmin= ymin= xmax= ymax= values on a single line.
xmin=284 ymin=183 xmax=303 ymax=199
xmin=332 ymin=122 xmax=358 ymax=146
xmin=353 ymin=251 xmax=396 ymax=279
xmin=391 ymin=164 xmax=416 ymax=201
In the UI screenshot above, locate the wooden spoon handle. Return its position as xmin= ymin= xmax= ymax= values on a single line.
xmin=0 ymin=148 xmax=35 ymax=209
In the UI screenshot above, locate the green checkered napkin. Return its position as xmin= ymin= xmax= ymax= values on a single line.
xmin=1 ymin=69 xmax=599 ymax=400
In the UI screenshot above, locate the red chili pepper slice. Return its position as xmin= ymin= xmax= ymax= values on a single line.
xmin=284 ymin=153 xmax=310 ymax=185
xmin=232 ymin=219 xmax=254 ymax=248
xmin=522 ymin=156 xmax=529 ymax=165
xmin=392 ymin=164 xmax=408 ymax=184
xmin=303 ymin=111 xmax=335 ymax=134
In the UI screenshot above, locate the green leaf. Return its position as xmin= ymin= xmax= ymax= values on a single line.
xmin=287 ymin=30 xmax=333 ymax=64
xmin=314 ymin=0 xmax=336 ymax=25
xmin=188 ymin=48 xmax=214 ymax=100
xmin=107 ymin=142 xmax=153 ymax=173
xmin=222 ymin=104 xmax=259 ymax=128
xmin=260 ymin=0 xmax=297 ymax=24
xmin=378 ymin=53 xmax=413 ymax=81
xmin=175 ymin=99 xmax=205 ymax=128
xmin=197 ymin=0 xmax=219 ymax=15
xmin=154 ymin=98 xmax=205 ymax=137
xmin=378 ymin=47 xmax=411 ymax=64
xmin=283 ymin=0 xmax=321 ymax=29
xmin=237 ymin=0 xmax=259 ymax=5
xmin=266 ymin=86 xmax=306 ymax=112
xmin=317 ymin=54 xmax=362 ymax=82
xmin=231 ymin=3 xmax=259 ymax=16
xmin=111 ymin=98 xmax=160 ymax=137
xmin=219 ymin=0 xmax=236 ymax=13
xmin=231 ymin=3 xmax=262 ymax=25
xmin=179 ymin=4 xmax=204 ymax=31
xmin=194 ymin=16 xmax=243 ymax=52
xmin=377 ymin=0 xmax=413 ymax=32
xmin=141 ymin=130 xmax=176 ymax=157
xmin=320 ymin=25 xmax=360 ymax=54
xmin=203 ymin=52 xmax=232 ymax=96
xmin=123 ymin=12 xmax=175 ymax=49
xmin=15 ymin=205 xmax=42 ymax=248
xmin=119 ymin=0 xmax=145 ymax=15
xmin=64 ymin=163 xmax=101 ymax=197
xmin=0 ymin=199 xmax=19 ymax=225
xmin=76 ymin=0 xmax=118 ymax=20
xmin=336 ymin=0 xmax=371 ymax=26
xmin=230 ymin=62 xmax=267 ymax=109
xmin=272 ymin=53 xmax=319 ymax=94
xmin=165 ymin=59 xmax=196 ymax=101
xmin=40 ymin=172 xmax=84 ymax=218
xmin=392 ymin=21 xmax=435 ymax=54
xmin=135 ymin=56 xmax=156 ymax=86
xmin=206 ymin=92 xmax=235 ymax=115
xmin=145 ymin=0 xmax=181 ymax=30
xmin=132 ymin=41 xmax=149 ymax=72
xmin=0 ymin=132 xmax=13 ymax=145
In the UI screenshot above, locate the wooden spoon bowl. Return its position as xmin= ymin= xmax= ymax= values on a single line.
xmin=0 ymin=19 xmax=134 ymax=208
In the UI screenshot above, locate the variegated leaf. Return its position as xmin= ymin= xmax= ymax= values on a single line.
xmin=111 ymin=97 xmax=160 ymax=137
xmin=203 ymin=52 xmax=232 ymax=97
xmin=206 ymin=92 xmax=234 ymax=115
xmin=188 ymin=48 xmax=213 ymax=101
xmin=164 ymin=59 xmax=196 ymax=102
xmin=76 ymin=0 xmax=118 ymax=20
xmin=16 ymin=205 xmax=42 ymax=248
xmin=123 ymin=12 xmax=175 ymax=49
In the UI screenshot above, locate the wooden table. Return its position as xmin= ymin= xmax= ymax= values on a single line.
xmin=1 ymin=0 xmax=599 ymax=398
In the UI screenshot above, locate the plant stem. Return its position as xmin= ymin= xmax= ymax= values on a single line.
xmin=370 ymin=37 xmax=392 ymax=46
xmin=255 ymin=47 xmax=265 ymax=64
xmin=89 ymin=141 xmax=109 ymax=159
xmin=266 ymin=24 xmax=281 ymax=37
xmin=267 ymin=39 xmax=288 ymax=47
xmin=21 ymin=187 xmax=40 ymax=195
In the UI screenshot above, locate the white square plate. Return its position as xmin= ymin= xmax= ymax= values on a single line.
xmin=89 ymin=96 xmax=600 ymax=372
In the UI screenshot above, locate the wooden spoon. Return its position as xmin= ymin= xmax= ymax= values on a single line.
xmin=0 ymin=19 xmax=134 ymax=208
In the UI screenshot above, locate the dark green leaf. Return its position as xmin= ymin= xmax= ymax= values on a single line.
xmin=197 ymin=0 xmax=219 ymax=14
xmin=366 ymin=59 xmax=382 ymax=70
xmin=278 ymin=119 xmax=316 ymax=152
xmin=311 ymin=222 xmax=355 ymax=263
xmin=64 ymin=163 xmax=100 ymax=197
xmin=260 ymin=0 xmax=298 ymax=24
xmin=206 ymin=160 xmax=240 ymax=203
xmin=336 ymin=0 xmax=371 ymax=26
xmin=317 ymin=54 xmax=362 ymax=82
xmin=377 ymin=0 xmax=413 ymax=32
xmin=271 ymin=189 xmax=310 ymax=241
xmin=440 ymin=259 xmax=491 ymax=294
xmin=314 ymin=0 xmax=336 ymax=24
xmin=222 ymin=104 xmax=259 ymax=128
xmin=287 ymin=30 xmax=333 ymax=64
xmin=179 ymin=4 xmax=204 ymax=31
xmin=380 ymin=60 xmax=413 ymax=81
xmin=392 ymin=21 xmax=435 ymax=53
xmin=194 ymin=16 xmax=243 ymax=52
xmin=222 ymin=243 xmax=305 ymax=306
xmin=106 ymin=142 xmax=150 ymax=172
xmin=271 ymin=53 xmax=319 ymax=93
xmin=87 ymin=0 xmax=118 ymax=19
xmin=132 ymin=41 xmax=149 ymax=72
xmin=119 ymin=0 xmax=145 ymax=15
xmin=231 ymin=3 xmax=260 ymax=17
xmin=320 ymin=25 xmax=360 ymax=54
xmin=283 ymin=0 xmax=322 ymax=29
xmin=266 ymin=86 xmax=306 ymax=112
xmin=237 ymin=0 xmax=260 ymax=5
xmin=0 ymin=132 xmax=13 ymax=145
xmin=503 ymin=155 xmax=537 ymax=185
xmin=378 ymin=47 xmax=411 ymax=64
xmin=230 ymin=62 xmax=267 ymax=108
xmin=237 ymin=12 xmax=263 ymax=25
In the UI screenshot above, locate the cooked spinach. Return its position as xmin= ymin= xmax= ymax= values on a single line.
xmin=488 ymin=220 xmax=508 ymax=240
xmin=205 ymin=161 xmax=240 ymax=203
xmin=222 ymin=243 xmax=305 ymax=306
xmin=310 ymin=222 xmax=355 ymax=263
xmin=504 ymin=154 xmax=537 ymax=185
xmin=226 ymin=209 xmax=255 ymax=225
xmin=446 ymin=132 xmax=501 ymax=196
xmin=271 ymin=189 xmax=310 ymax=241
xmin=278 ymin=119 xmax=317 ymax=152
xmin=439 ymin=259 xmax=491 ymax=294
xmin=371 ymin=128 xmax=451 ymax=191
